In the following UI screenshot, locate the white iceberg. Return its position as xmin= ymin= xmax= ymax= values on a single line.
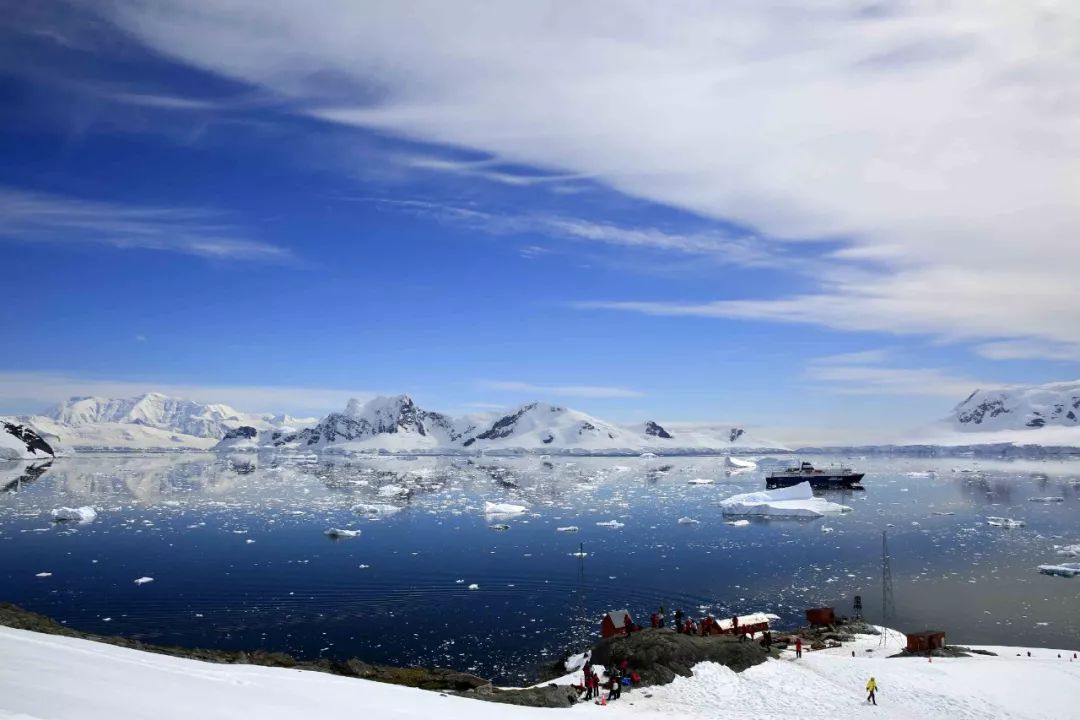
xmin=687 ymin=478 xmax=715 ymax=485
xmin=677 ymin=517 xmax=700 ymax=525
xmin=467 ymin=583 xmax=479 ymax=590
xmin=352 ymin=503 xmax=404 ymax=517
xmin=725 ymin=519 xmax=750 ymax=527
xmin=133 ymin=577 xmax=154 ymax=585
xmin=1038 ymin=562 xmax=1080 ymax=578
xmin=556 ymin=526 xmax=579 ymax=533
xmin=725 ymin=456 xmax=758 ymax=469
xmin=50 ymin=506 xmax=97 ymax=523
xmin=325 ymin=528 xmax=361 ymax=539
xmin=719 ymin=482 xmax=851 ymax=518
xmin=1056 ymin=544 xmax=1080 ymax=557
xmin=596 ymin=520 xmax=625 ymax=528
xmin=987 ymin=516 xmax=1025 ymax=528
xmin=483 ymin=501 xmax=527 ymax=515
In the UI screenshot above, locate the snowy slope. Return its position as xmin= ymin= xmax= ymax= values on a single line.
xmin=26 ymin=393 xmax=317 ymax=452
xmin=952 ymin=381 xmax=1080 ymax=432
xmin=0 ymin=418 xmax=56 ymax=460
xmin=1 ymin=625 xmax=1077 ymax=720
xmin=235 ymin=396 xmax=785 ymax=455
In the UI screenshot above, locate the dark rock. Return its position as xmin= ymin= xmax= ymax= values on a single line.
xmin=468 ymin=684 xmax=579 ymax=708
xmin=222 ymin=426 xmax=258 ymax=440
xmin=644 ymin=421 xmax=673 ymax=439
xmin=2 ymin=421 xmax=55 ymax=457
xmin=589 ymin=628 xmax=770 ymax=686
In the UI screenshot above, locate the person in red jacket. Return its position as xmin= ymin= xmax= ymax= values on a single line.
xmin=795 ymin=637 xmax=803 ymax=659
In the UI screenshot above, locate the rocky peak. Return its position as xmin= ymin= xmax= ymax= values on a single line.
xmin=644 ymin=421 xmax=673 ymax=439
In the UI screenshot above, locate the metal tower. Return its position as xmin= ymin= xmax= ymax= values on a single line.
xmin=880 ymin=530 xmax=896 ymax=646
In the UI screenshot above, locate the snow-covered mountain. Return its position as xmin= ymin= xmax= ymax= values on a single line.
xmin=226 ymin=395 xmax=784 ymax=455
xmin=0 ymin=419 xmax=57 ymax=460
xmin=952 ymin=381 xmax=1080 ymax=432
xmin=24 ymin=393 xmax=317 ymax=452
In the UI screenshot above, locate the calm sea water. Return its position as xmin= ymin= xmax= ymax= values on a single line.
xmin=2 ymin=453 xmax=1078 ymax=682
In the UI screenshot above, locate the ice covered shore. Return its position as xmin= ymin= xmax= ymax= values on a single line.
xmin=2 ymin=624 xmax=1078 ymax=720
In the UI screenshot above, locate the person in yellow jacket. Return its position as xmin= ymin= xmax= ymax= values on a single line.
xmin=866 ymin=677 xmax=878 ymax=705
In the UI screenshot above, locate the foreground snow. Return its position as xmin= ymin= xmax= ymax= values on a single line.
xmin=1 ymin=626 xmax=1077 ymax=720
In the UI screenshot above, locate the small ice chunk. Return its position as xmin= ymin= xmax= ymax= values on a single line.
xmin=483 ymin=501 xmax=527 ymax=515
xmin=134 ymin=577 xmax=154 ymax=585
xmin=725 ymin=519 xmax=750 ymax=527
xmin=596 ymin=520 xmax=625 ymax=528
xmin=51 ymin=506 xmax=97 ymax=523
xmin=1056 ymin=544 xmax=1080 ymax=557
xmin=35 ymin=572 xmax=52 ymax=578
xmin=677 ymin=517 xmax=700 ymax=525
xmin=468 ymin=583 xmax=479 ymax=590
xmin=325 ymin=528 xmax=361 ymax=539
xmin=1029 ymin=497 xmax=1065 ymax=503
xmin=687 ymin=478 xmax=715 ymax=485
xmin=1038 ymin=562 xmax=1080 ymax=578
xmin=987 ymin=516 xmax=1025 ymax=528
xmin=570 ymin=551 xmax=588 ymax=558
xmin=556 ymin=526 xmax=579 ymax=533
xmin=489 ymin=523 xmax=511 ymax=531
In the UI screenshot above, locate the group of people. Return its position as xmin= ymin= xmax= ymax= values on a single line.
xmin=578 ymin=654 xmax=639 ymax=704
xmin=648 ymin=607 xmax=749 ymax=639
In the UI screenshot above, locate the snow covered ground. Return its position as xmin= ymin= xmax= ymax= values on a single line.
xmin=1 ymin=625 xmax=1077 ymax=720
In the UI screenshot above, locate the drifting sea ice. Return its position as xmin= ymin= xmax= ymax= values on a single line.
xmin=352 ymin=503 xmax=404 ymax=517
xmin=725 ymin=519 xmax=750 ymax=527
xmin=483 ymin=502 xmax=527 ymax=515
xmin=1055 ymin=544 xmax=1080 ymax=557
xmin=556 ymin=526 xmax=579 ymax=533
xmin=677 ymin=517 xmax=700 ymax=525
xmin=687 ymin=478 xmax=715 ymax=485
xmin=1029 ymin=497 xmax=1065 ymax=503
xmin=719 ymin=482 xmax=851 ymax=518
xmin=50 ymin=506 xmax=97 ymax=523
xmin=133 ymin=577 xmax=154 ymax=585
xmin=1038 ymin=562 xmax=1080 ymax=578
xmin=987 ymin=517 xmax=1025 ymax=528
xmin=325 ymin=528 xmax=361 ymax=539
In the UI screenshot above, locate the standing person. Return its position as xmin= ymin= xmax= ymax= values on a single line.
xmin=795 ymin=637 xmax=803 ymax=659
xmin=675 ymin=609 xmax=683 ymax=633
xmin=866 ymin=677 xmax=878 ymax=705
xmin=650 ymin=612 xmax=659 ymax=629
xmin=658 ymin=606 xmax=666 ymax=628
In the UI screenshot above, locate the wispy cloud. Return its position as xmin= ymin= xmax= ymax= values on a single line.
xmin=973 ymin=340 xmax=1080 ymax=362
xmin=0 ymin=371 xmax=369 ymax=416
xmin=804 ymin=352 xmax=985 ymax=398
xmin=0 ymin=187 xmax=292 ymax=262
xmin=85 ymin=2 xmax=1080 ymax=354
xmin=368 ymin=198 xmax=780 ymax=266
xmin=478 ymin=380 xmax=643 ymax=399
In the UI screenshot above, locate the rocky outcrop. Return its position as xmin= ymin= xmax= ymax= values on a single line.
xmin=644 ymin=421 xmax=673 ymax=439
xmin=589 ymin=628 xmax=771 ymax=686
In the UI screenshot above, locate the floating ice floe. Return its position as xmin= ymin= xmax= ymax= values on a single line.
xmin=1028 ymin=497 xmax=1065 ymax=503
xmin=483 ymin=501 xmax=527 ymax=515
xmin=1038 ymin=562 xmax=1080 ymax=578
xmin=352 ymin=503 xmax=404 ymax=517
xmin=987 ymin=517 xmax=1025 ymax=528
xmin=687 ymin=478 xmax=715 ymax=485
xmin=725 ymin=519 xmax=750 ymax=527
xmin=639 ymin=452 xmax=658 ymax=458
xmin=556 ymin=526 xmax=579 ymax=533
xmin=725 ymin=456 xmax=758 ymax=470
xmin=377 ymin=484 xmax=410 ymax=498
xmin=325 ymin=528 xmax=361 ymax=539
xmin=1055 ymin=544 xmax=1080 ymax=557
xmin=596 ymin=520 xmax=625 ymax=528
xmin=719 ymin=482 xmax=851 ymax=518
xmin=467 ymin=583 xmax=479 ymax=590
xmin=133 ymin=577 xmax=154 ymax=585
xmin=677 ymin=517 xmax=700 ymax=525
xmin=50 ymin=506 xmax=97 ymax=523
xmin=489 ymin=523 xmax=511 ymax=531
xmin=35 ymin=572 xmax=52 ymax=578
xmin=932 ymin=511 xmax=956 ymax=516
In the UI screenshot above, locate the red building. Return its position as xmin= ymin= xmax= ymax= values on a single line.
xmin=600 ymin=609 xmax=634 ymax=639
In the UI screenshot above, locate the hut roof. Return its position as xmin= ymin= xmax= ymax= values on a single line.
xmin=605 ymin=610 xmax=631 ymax=628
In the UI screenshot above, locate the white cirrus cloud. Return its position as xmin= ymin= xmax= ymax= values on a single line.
xmin=0 ymin=187 xmax=292 ymax=262
xmin=477 ymin=380 xmax=643 ymax=399
xmin=59 ymin=2 xmax=1080 ymax=350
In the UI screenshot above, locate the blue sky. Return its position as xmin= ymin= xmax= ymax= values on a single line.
xmin=2 ymin=2 xmax=1079 ymax=443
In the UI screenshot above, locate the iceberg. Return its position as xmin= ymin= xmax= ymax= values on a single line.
xmin=1056 ymin=544 xmax=1080 ymax=557
xmin=677 ymin=517 xmax=700 ymax=525
xmin=719 ymin=482 xmax=851 ymax=518
xmin=596 ymin=520 xmax=625 ymax=528
xmin=556 ymin=526 xmax=579 ymax=533
xmin=50 ymin=506 xmax=97 ymax=523
xmin=987 ymin=516 xmax=1025 ymax=528
xmin=325 ymin=528 xmax=361 ymax=539
xmin=1038 ymin=562 xmax=1080 ymax=578
xmin=483 ymin=501 xmax=527 ymax=515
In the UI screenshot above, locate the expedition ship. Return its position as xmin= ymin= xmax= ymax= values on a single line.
xmin=766 ymin=461 xmax=864 ymax=489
